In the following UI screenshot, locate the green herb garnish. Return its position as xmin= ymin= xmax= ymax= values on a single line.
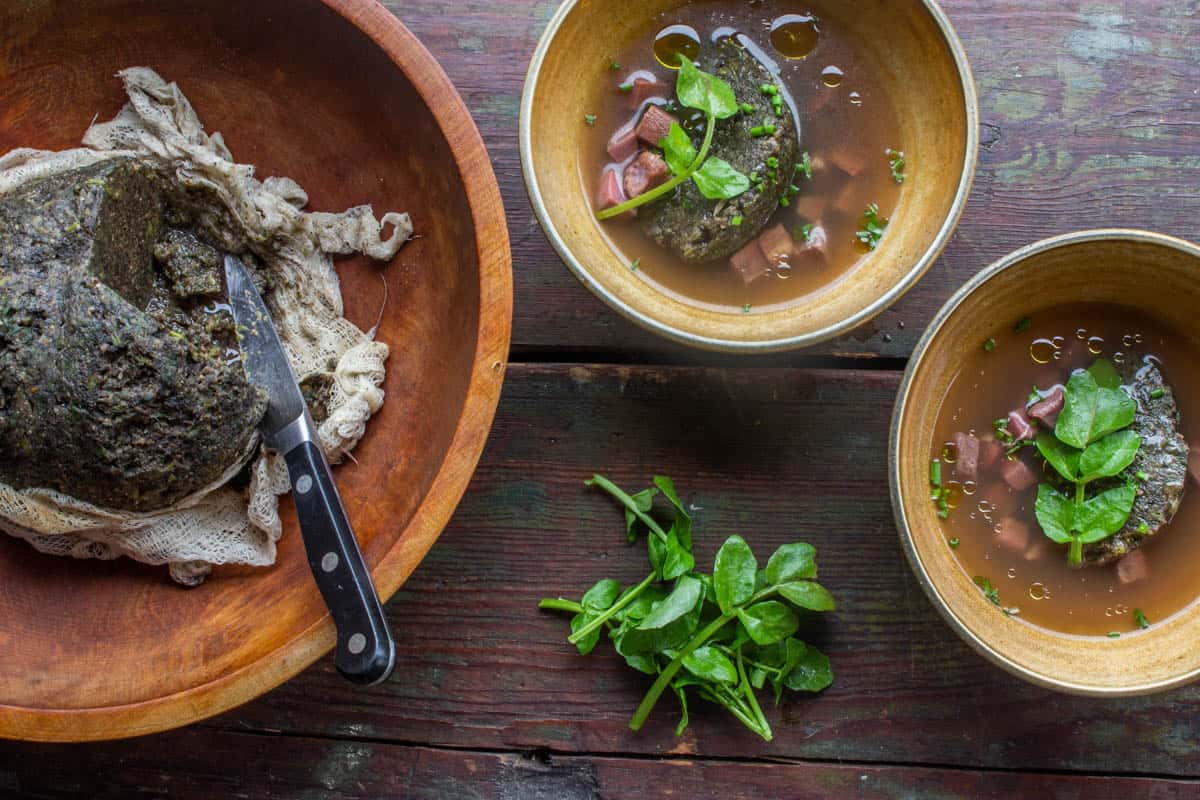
xmin=609 ymin=60 xmax=622 ymax=71
xmin=731 ymin=215 xmax=743 ymax=227
xmin=540 ymin=475 xmax=836 ymax=741
xmin=630 ymin=258 xmax=641 ymax=272
xmin=856 ymin=203 xmax=888 ymax=250
xmin=1151 ymin=388 xmax=1165 ymax=400
xmin=930 ymin=458 xmax=950 ymax=518
xmin=1027 ymin=386 xmax=1043 ymax=405
xmin=793 ymin=223 xmax=814 ymax=242
xmin=1107 ymin=631 xmax=1121 ymax=639
xmin=584 ymin=114 xmax=597 ymax=126
xmin=597 ymin=57 xmax=750 ymax=220
xmin=886 ymin=148 xmax=906 ymax=184
xmin=742 ymin=303 xmax=752 ymax=314
xmin=1015 ymin=317 xmax=1032 ymax=333
xmin=1134 ymin=608 xmax=1150 ymax=629
xmin=759 ymin=83 xmax=778 ymax=96
xmin=740 ymin=102 xmax=755 ymax=114
xmin=948 ymin=538 xmax=960 ymax=549
xmin=1034 ymin=359 xmax=1142 ymax=566
xmin=779 ymin=197 xmax=790 ymax=208
xmin=618 ymin=82 xmax=634 ymax=93
xmin=984 ymin=338 xmax=996 ymax=353
xmin=797 ymin=152 xmax=813 ymax=181
xmin=973 ymin=576 xmax=1000 ymax=606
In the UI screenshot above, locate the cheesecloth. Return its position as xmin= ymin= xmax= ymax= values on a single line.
xmin=0 ymin=68 xmax=411 ymax=585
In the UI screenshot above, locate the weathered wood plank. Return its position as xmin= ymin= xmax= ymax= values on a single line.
xmin=1 ymin=729 xmax=1196 ymax=799
xmin=385 ymin=0 xmax=1200 ymax=359
xmin=206 ymin=364 xmax=1200 ymax=777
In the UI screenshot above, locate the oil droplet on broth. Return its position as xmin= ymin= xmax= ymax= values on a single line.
xmin=848 ymin=91 xmax=862 ymax=106
xmin=962 ymin=480 xmax=977 ymax=496
xmin=769 ymin=14 xmax=819 ymax=59
xmin=943 ymin=481 xmax=964 ymax=509
xmin=941 ymin=441 xmax=958 ymax=463
xmin=1122 ymin=333 xmax=1137 ymax=348
xmin=654 ymin=24 xmax=701 ymax=68
xmin=1029 ymin=582 xmax=1047 ymax=600
xmin=977 ymin=500 xmax=994 ymax=514
xmin=1006 ymin=568 xmax=1017 ymax=579
xmin=1075 ymin=328 xmax=1088 ymax=340
xmin=821 ymin=65 xmax=844 ymax=87
xmin=1088 ymin=336 xmax=1105 ymax=355
xmin=1029 ymin=338 xmax=1057 ymax=365
xmin=1113 ymin=351 xmax=1126 ymax=365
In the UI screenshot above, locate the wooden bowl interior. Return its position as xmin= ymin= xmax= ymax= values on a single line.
xmin=0 ymin=0 xmax=503 ymax=736
xmin=526 ymin=0 xmax=971 ymax=348
xmin=896 ymin=234 xmax=1200 ymax=693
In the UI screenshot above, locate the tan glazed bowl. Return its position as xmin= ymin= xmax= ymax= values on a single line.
xmin=891 ymin=230 xmax=1200 ymax=695
xmin=521 ymin=0 xmax=978 ymax=352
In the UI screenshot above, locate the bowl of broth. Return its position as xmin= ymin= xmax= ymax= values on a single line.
xmin=521 ymin=0 xmax=977 ymax=351
xmin=892 ymin=229 xmax=1200 ymax=695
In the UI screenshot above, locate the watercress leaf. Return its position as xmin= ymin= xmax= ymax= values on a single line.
xmin=654 ymin=474 xmax=692 ymax=550
xmin=662 ymin=527 xmax=695 ymax=580
xmin=1078 ymin=429 xmax=1141 ymax=481
xmin=682 ymin=645 xmax=738 ymax=684
xmin=1034 ymin=484 xmax=1075 ymax=544
xmin=737 ymin=600 xmax=799 ymax=646
xmin=674 ymin=685 xmax=690 ymax=737
xmin=615 ymin=584 xmax=668 ymax=622
xmin=776 ymin=638 xmax=807 ymax=704
xmin=1036 ymin=431 xmax=1080 ymax=481
xmin=638 ymin=575 xmax=704 ymax=630
xmin=1088 ymin=358 xmax=1122 ymax=390
xmin=754 ymin=568 xmax=770 ymax=593
xmin=620 ymin=597 xmax=703 ymax=655
xmin=1056 ymin=368 xmax=1136 ymax=448
xmin=647 ymin=532 xmax=667 ymax=578
xmin=675 ymin=56 xmax=709 ymax=113
xmin=691 ymin=156 xmax=751 ymax=200
xmin=570 ymin=612 xmax=601 ymax=655
xmin=784 ymin=643 xmax=833 ymax=693
xmin=581 ymin=578 xmax=622 ymax=612
xmin=714 ymin=535 xmax=758 ymax=614
xmin=1075 ymin=484 xmax=1137 ymax=543
xmin=777 ymin=581 xmax=837 ymax=612
xmin=704 ymin=73 xmax=740 ymax=119
xmin=623 ymin=651 xmax=659 ymax=676
xmin=660 ymin=123 xmax=697 ymax=177
xmin=749 ymin=666 xmax=768 ymax=690
xmin=624 ymin=487 xmax=659 ymax=542
xmin=766 ymin=542 xmax=818 ymax=584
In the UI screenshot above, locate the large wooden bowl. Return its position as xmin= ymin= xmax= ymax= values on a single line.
xmin=892 ymin=230 xmax=1200 ymax=695
xmin=0 ymin=0 xmax=511 ymax=740
xmin=521 ymin=0 xmax=977 ymax=352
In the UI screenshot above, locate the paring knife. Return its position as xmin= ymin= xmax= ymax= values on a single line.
xmin=224 ymin=254 xmax=396 ymax=685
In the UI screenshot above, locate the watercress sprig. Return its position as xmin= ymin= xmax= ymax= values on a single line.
xmin=539 ymin=474 xmax=835 ymax=741
xmin=1033 ymin=360 xmax=1141 ymax=565
xmin=596 ymin=57 xmax=749 ymax=220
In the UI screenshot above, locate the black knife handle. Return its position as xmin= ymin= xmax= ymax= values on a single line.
xmin=283 ymin=440 xmax=396 ymax=685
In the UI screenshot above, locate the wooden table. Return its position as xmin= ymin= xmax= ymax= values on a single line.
xmin=5 ymin=1 xmax=1200 ymax=797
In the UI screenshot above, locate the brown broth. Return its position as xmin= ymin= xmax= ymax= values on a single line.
xmin=931 ymin=304 xmax=1200 ymax=637
xmin=581 ymin=0 xmax=903 ymax=312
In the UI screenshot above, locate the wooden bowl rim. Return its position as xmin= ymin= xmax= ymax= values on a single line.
xmin=890 ymin=228 xmax=1200 ymax=696
xmin=519 ymin=0 xmax=979 ymax=353
xmin=1 ymin=0 xmax=513 ymax=742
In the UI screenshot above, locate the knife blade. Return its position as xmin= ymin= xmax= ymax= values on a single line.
xmin=225 ymin=254 xmax=395 ymax=685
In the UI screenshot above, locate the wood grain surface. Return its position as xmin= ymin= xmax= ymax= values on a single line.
xmin=5 ymin=0 xmax=1200 ymax=796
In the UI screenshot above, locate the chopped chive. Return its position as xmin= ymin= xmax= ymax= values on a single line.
xmin=1015 ymin=317 xmax=1032 ymax=333
xmin=740 ymin=102 xmax=755 ymax=114
xmin=984 ymin=338 xmax=996 ymax=353
xmin=759 ymin=83 xmax=778 ymax=96
xmin=779 ymin=197 xmax=790 ymax=208
xmin=766 ymin=171 xmax=776 ymax=182
xmin=1135 ymin=470 xmax=1149 ymax=481
xmin=749 ymin=171 xmax=759 ymax=182
xmin=1151 ymin=388 xmax=1165 ymax=399
xmin=930 ymin=458 xmax=943 ymax=487
xmin=750 ymin=126 xmax=768 ymax=137
xmin=766 ymin=156 xmax=779 ymax=169
xmin=787 ymin=184 xmax=800 ymax=197
xmin=762 ymin=123 xmax=777 ymax=134
xmin=584 ymin=114 xmax=597 ymax=126
xmin=948 ymin=538 xmax=961 ymax=549
xmin=792 ymin=223 xmax=814 ymax=242
xmin=630 ymin=258 xmax=641 ymax=271
xmin=1107 ymin=631 xmax=1121 ymax=639
xmin=618 ymin=82 xmax=633 ymax=93
xmin=742 ymin=303 xmax=752 ymax=313
xmin=937 ymin=508 xmax=950 ymax=520
xmin=1134 ymin=608 xmax=1150 ymax=629
xmin=730 ymin=215 xmax=743 ymax=227
xmin=1137 ymin=521 xmax=1149 ymax=534
xmin=797 ymin=152 xmax=813 ymax=180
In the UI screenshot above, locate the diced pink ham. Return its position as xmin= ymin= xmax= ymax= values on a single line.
xmin=828 ymin=145 xmax=868 ymax=177
xmin=1007 ymin=410 xmax=1036 ymax=442
xmin=996 ymin=517 xmax=1030 ymax=552
xmin=607 ymin=125 xmax=638 ymax=162
xmin=757 ymin=224 xmax=794 ymax=265
xmin=730 ymin=240 xmax=770 ymax=285
xmin=1189 ymin=446 xmax=1200 ymax=487
xmin=635 ymin=105 xmax=677 ymax=148
xmin=1028 ymin=386 xmax=1065 ymax=428
xmin=979 ymin=436 xmax=1004 ymax=469
xmin=953 ymin=432 xmax=981 ymax=481
xmin=794 ymin=224 xmax=828 ymax=264
xmin=1000 ymin=457 xmax=1038 ymax=491
xmin=1116 ymin=550 xmax=1149 ymax=584
xmin=595 ymin=169 xmax=626 ymax=210
xmin=623 ymin=151 xmax=670 ymax=199
xmin=624 ymin=72 xmax=662 ymax=109
xmin=791 ymin=194 xmax=825 ymax=222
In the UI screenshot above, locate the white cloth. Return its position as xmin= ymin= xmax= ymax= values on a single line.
xmin=0 ymin=68 xmax=411 ymax=585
